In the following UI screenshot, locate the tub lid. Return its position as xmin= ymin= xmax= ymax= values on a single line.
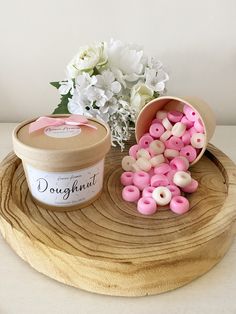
xmin=13 ymin=115 xmax=111 ymax=169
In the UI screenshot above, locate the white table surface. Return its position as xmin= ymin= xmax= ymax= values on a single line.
xmin=0 ymin=123 xmax=236 ymax=314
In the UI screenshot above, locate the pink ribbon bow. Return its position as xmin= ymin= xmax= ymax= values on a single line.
xmin=29 ymin=114 xmax=97 ymax=133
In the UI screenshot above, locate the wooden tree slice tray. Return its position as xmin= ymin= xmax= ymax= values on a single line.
xmin=0 ymin=143 xmax=236 ymax=297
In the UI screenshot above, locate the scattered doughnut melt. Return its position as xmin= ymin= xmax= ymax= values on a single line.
xmin=121 ymin=104 xmax=204 ymax=215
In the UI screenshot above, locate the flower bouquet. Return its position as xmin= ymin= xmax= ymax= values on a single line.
xmin=51 ymin=39 xmax=169 ymax=149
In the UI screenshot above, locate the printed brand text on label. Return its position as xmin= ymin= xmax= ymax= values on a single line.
xmin=26 ymin=160 xmax=104 ymax=206
xmin=44 ymin=125 xmax=81 ymax=138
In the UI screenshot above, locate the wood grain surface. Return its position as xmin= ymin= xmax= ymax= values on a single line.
xmin=0 ymin=142 xmax=236 ymax=297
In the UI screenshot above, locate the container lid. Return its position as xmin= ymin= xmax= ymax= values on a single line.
xmin=13 ymin=115 xmax=111 ymax=170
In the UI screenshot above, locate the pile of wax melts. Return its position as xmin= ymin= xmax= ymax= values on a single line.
xmin=120 ymin=104 xmax=205 ymax=215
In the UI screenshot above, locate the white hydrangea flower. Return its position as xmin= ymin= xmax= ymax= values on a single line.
xmin=75 ymin=72 xmax=97 ymax=90
xmin=59 ymin=79 xmax=74 ymax=95
xmin=147 ymin=56 xmax=163 ymax=71
xmin=145 ymin=68 xmax=169 ymax=93
xmin=86 ymin=86 xmax=108 ymax=108
xmin=99 ymin=97 xmax=119 ymax=116
xmin=68 ymin=72 xmax=98 ymax=114
xmin=95 ymin=70 xmax=121 ymax=100
xmin=109 ymin=68 xmax=126 ymax=87
xmin=68 ymin=90 xmax=86 ymax=115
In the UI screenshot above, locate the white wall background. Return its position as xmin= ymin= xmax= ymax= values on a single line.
xmin=0 ymin=0 xmax=236 ymax=123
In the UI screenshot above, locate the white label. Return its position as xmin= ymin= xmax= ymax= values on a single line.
xmin=25 ymin=160 xmax=104 ymax=207
xmin=44 ymin=125 xmax=81 ymax=138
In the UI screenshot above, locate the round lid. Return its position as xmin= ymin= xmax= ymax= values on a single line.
xmin=13 ymin=115 xmax=111 ymax=170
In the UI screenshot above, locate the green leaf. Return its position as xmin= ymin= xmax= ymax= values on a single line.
xmin=92 ymin=67 xmax=100 ymax=75
xmin=52 ymin=93 xmax=70 ymax=114
xmin=50 ymin=81 xmax=60 ymax=89
xmin=153 ymin=91 xmax=160 ymax=98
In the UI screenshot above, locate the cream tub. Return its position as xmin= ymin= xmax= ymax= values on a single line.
xmin=12 ymin=115 xmax=111 ymax=211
